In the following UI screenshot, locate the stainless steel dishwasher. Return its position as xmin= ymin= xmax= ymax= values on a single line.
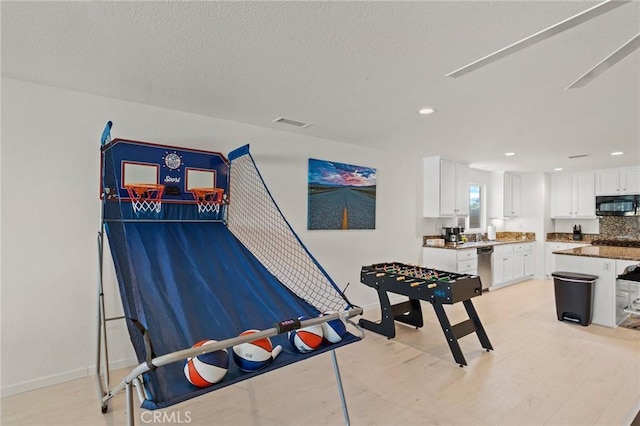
xmin=477 ymin=246 xmax=494 ymax=290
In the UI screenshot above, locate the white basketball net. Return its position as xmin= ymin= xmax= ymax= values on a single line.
xmin=196 ymin=202 xmax=221 ymax=215
xmin=131 ymin=199 xmax=162 ymax=214
xmin=125 ymin=185 xmax=164 ymax=215
xmin=190 ymin=188 xmax=224 ymax=216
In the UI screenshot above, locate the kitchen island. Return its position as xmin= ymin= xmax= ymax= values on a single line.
xmin=554 ymin=246 xmax=640 ymax=327
xmin=553 ymin=245 xmax=640 ymax=262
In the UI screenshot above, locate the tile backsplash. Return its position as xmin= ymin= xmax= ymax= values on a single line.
xmin=599 ymin=216 xmax=640 ymax=240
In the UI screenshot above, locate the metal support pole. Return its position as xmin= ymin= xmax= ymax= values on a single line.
xmin=96 ymin=230 xmax=110 ymax=405
xmin=126 ymin=381 xmax=135 ymax=426
xmin=331 ymin=349 xmax=350 ymax=426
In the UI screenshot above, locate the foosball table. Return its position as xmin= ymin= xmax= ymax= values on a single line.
xmin=359 ymin=262 xmax=493 ymax=366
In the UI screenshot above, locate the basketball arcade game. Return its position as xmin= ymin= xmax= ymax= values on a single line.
xmin=97 ymin=131 xmax=363 ymax=425
xmin=359 ymin=262 xmax=493 ymax=366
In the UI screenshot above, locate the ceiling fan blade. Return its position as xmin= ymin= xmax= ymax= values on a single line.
xmin=565 ymin=33 xmax=640 ymax=89
xmin=447 ymin=0 xmax=632 ymax=78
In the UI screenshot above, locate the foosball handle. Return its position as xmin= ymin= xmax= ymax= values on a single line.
xmin=272 ymin=345 xmax=283 ymax=360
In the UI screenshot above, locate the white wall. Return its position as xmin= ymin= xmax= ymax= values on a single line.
xmin=1 ymin=78 xmax=421 ymax=394
xmin=553 ymin=218 xmax=600 ymax=234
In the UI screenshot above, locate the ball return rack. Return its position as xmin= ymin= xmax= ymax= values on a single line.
xmin=359 ymin=262 xmax=493 ymax=366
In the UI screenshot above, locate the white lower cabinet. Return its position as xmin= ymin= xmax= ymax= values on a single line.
xmin=422 ymin=247 xmax=477 ymax=275
xmin=513 ymin=252 xmax=525 ymax=280
xmin=494 ymin=254 xmax=514 ymax=285
xmin=524 ymin=250 xmax=535 ymax=276
xmin=512 ymin=242 xmax=534 ymax=280
xmin=492 ymin=244 xmax=514 ymax=287
xmin=491 ymin=242 xmax=536 ymax=289
xmin=424 ymin=243 xmax=535 ymax=289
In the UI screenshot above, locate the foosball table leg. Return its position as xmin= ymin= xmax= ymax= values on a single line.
xmin=432 ymin=303 xmax=468 ymax=367
xmin=392 ymin=298 xmax=423 ymax=329
xmin=463 ymin=299 xmax=493 ymax=351
xmin=358 ymin=287 xmax=397 ymax=339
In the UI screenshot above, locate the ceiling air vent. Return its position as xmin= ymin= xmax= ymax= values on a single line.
xmin=273 ymin=117 xmax=312 ymax=128
xmin=568 ymin=154 xmax=589 ymax=159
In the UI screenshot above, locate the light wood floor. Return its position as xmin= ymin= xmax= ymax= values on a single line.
xmin=2 ymin=279 xmax=639 ymax=425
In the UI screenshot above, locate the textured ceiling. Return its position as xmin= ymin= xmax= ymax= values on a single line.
xmin=2 ymin=1 xmax=639 ymax=172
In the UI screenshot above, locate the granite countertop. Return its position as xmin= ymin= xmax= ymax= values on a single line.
xmin=425 ymin=239 xmax=535 ymax=250
xmin=553 ymin=245 xmax=640 ymax=262
xmin=423 ymin=232 xmax=535 ymax=249
xmin=546 ymin=233 xmax=598 ymax=243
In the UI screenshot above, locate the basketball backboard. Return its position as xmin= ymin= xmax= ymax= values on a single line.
xmin=101 ymin=139 xmax=229 ymax=205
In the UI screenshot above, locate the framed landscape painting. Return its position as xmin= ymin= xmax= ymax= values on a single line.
xmin=307 ymin=158 xmax=376 ymax=230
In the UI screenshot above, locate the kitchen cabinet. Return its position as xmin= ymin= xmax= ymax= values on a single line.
xmin=506 ymin=173 xmax=521 ymax=218
xmin=422 ymin=247 xmax=477 ymax=275
xmin=492 ymin=244 xmax=514 ymax=286
xmin=545 ymin=242 xmax=590 ymax=278
xmin=513 ymin=251 xmax=524 ymax=280
xmin=489 ymin=171 xmax=520 ymax=218
xmin=513 ymin=242 xmax=535 ymax=280
xmin=424 ymin=243 xmax=535 ymax=290
xmin=550 ymin=171 xmax=595 ymax=218
xmin=423 ymin=156 xmax=469 ymax=217
xmin=524 ymin=249 xmax=535 ymax=276
xmin=596 ymin=166 xmax=640 ymax=195
xmin=623 ymin=167 xmax=640 ymax=194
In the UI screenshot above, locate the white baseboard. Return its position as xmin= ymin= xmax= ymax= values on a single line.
xmin=1 ymin=357 xmax=138 ymax=397
xmin=488 ymin=275 xmax=546 ymax=291
xmin=489 ymin=279 xmax=521 ymax=291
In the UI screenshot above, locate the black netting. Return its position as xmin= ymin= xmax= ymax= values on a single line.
xmin=227 ymin=153 xmax=348 ymax=313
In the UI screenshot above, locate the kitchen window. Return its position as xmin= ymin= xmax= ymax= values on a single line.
xmin=467 ymin=183 xmax=485 ymax=232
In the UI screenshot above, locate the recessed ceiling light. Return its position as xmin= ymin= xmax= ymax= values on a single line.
xmin=611 ymin=151 xmax=624 ymax=156
xmin=554 ymin=167 xmax=563 ymax=171
xmin=505 ymin=152 xmax=515 ymax=156
xmin=418 ymin=107 xmax=436 ymax=115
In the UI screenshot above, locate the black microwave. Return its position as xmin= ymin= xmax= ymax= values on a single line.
xmin=595 ymin=195 xmax=639 ymax=216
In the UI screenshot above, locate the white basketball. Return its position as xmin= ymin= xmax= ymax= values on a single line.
xmin=232 ymin=330 xmax=274 ymax=372
xmin=288 ymin=318 xmax=324 ymax=353
xmin=320 ymin=311 xmax=348 ymax=343
xmin=183 ymin=340 xmax=229 ymax=387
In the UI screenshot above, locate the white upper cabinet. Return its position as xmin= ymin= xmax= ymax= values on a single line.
xmin=551 ymin=171 xmax=595 ymax=218
xmin=439 ymin=159 xmax=457 ymax=216
xmin=574 ymin=172 xmax=596 ymax=217
xmin=423 ymin=156 xmax=469 ymax=218
xmin=551 ymin=173 xmax=573 ymax=218
xmin=489 ymin=171 xmax=520 ymax=218
xmin=453 ymin=161 xmax=470 ymax=217
xmin=596 ymin=169 xmax=620 ymax=195
xmin=507 ymin=173 xmax=521 ymax=217
xmin=596 ymin=166 xmax=640 ymax=195
xmin=623 ymin=167 xmax=640 ymax=194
